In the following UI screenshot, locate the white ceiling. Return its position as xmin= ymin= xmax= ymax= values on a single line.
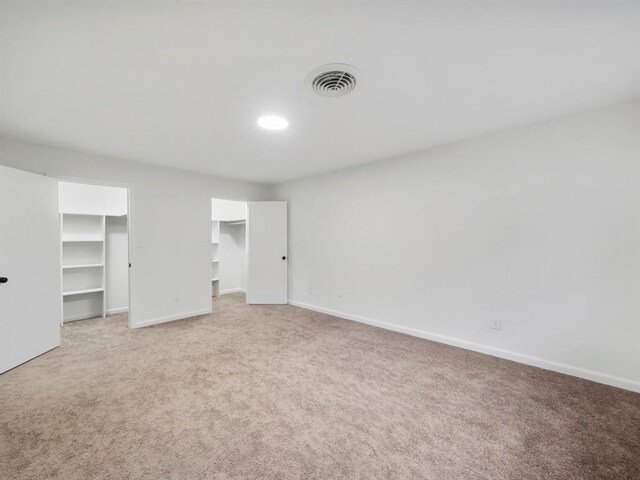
xmin=1 ymin=1 xmax=638 ymax=184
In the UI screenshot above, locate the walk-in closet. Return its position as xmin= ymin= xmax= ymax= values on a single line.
xmin=60 ymin=182 xmax=129 ymax=322
xmin=211 ymin=198 xmax=247 ymax=298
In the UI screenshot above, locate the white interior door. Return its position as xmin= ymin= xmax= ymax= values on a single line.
xmin=0 ymin=166 xmax=61 ymax=373
xmin=246 ymin=201 xmax=287 ymax=304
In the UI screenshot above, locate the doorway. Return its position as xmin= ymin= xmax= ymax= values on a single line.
xmin=59 ymin=181 xmax=130 ymax=324
xmin=210 ymin=199 xmax=289 ymax=305
xmin=211 ymin=198 xmax=247 ymax=299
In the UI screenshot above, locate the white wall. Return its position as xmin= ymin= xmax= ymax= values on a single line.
xmin=219 ymin=223 xmax=246 ymax=294
xmin=105 ymin=215 xmax=129 ymax=314
xmin=0 ymin=138 xmax=270 ymax=328
xmin=59 ymin=182 xmax=127 ymax=216
xmin=274 ymin=101 xmax=640 ymax=392
xmin=212 ymin=198 xmax=247 ymax=221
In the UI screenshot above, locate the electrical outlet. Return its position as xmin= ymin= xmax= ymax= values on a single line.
xmin=172 ymin=293 xmax=179 ymax=303
xmin=307 ymin=286 xmax=313 ymax=294
xmin=491 ymin=319 xmax=502 ymax=330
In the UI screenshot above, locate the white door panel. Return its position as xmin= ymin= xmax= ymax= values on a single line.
xmin=0 ymin=166 xmax=61 ymax=373
xmin=246 ymin=201 xmax=287 ymax=304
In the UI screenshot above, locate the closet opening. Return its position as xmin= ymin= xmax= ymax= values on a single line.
xmin=211 ymin=198 xmax=289 ymax=306
xmin=59 ymin=181 xmax=130 ymax=324
xmin=211 ymin=198 xmax=247 ymax=301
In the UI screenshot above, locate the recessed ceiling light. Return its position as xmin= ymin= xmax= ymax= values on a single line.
xmin=257 ymin=115 xmax=289 ymax=131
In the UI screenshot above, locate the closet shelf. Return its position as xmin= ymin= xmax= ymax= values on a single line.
xmin=63 ymin=264 xmax=104 ymax=270
xmin=62 ymin=239 xmax=104 ymax=243
xmin=63 ymin=287 xmax=104 ymax=297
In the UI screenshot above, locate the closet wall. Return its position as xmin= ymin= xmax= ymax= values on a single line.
xmin=60 ymin=182 xmax=128 ymax=321
xmin=105 ymin=216 xmax=129 ymax=314
xmin=0 ymin=138 xmax=271 ymax=328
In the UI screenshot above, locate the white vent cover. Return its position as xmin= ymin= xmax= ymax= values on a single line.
xmin=306 ymin=64 xmax=358 ymax=97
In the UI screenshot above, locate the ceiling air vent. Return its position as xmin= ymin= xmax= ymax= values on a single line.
xmin=306 ymin=64 xmax=358 ymax=97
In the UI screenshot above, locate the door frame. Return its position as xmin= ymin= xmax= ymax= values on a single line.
xmin=53 ymin=175 xmax=136 ymax=328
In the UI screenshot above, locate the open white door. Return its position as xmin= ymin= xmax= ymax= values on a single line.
xmin=246 ymin=201 xmax=287 ymax=304
xmin=0 ymin=166 xmax=61 ymax=373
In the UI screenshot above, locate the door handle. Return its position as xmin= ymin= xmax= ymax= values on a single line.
xmin=0 ymin=277 xmax=8 ymax=284
xmin=282 ymin=256 xmax=286 ymax=260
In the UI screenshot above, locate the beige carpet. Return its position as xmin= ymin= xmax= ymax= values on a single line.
xmin=1 ymin=294 xmax=639 ymax=480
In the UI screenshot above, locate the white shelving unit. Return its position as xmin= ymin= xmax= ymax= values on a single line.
xmin=61 ymin=213 xmax=106 ymax=322
xmin=212 ymin=219 xmax=220 ymax=296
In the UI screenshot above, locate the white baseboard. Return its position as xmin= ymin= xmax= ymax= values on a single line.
xmin=220 ymin=288 xmax=246 ymax=295
xmin=131 ymin=307 xmax=212 ymax=329
xmin=107 ymin=306 xmax=128 ymax=315
xmin=63 ymin=311 xmax=102 ymax=323
xmin=63 ymin=307 xmax=128 ymax=322
xmin=289 ymin=300 xmax=640 ymax=394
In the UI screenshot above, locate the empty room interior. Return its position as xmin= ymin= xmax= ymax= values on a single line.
xmin=0 ymin=1 xmax=639 ymax=479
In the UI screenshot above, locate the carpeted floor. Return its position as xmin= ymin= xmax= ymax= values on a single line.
xmin=1 ymin=294 xmax=639 ymax=480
